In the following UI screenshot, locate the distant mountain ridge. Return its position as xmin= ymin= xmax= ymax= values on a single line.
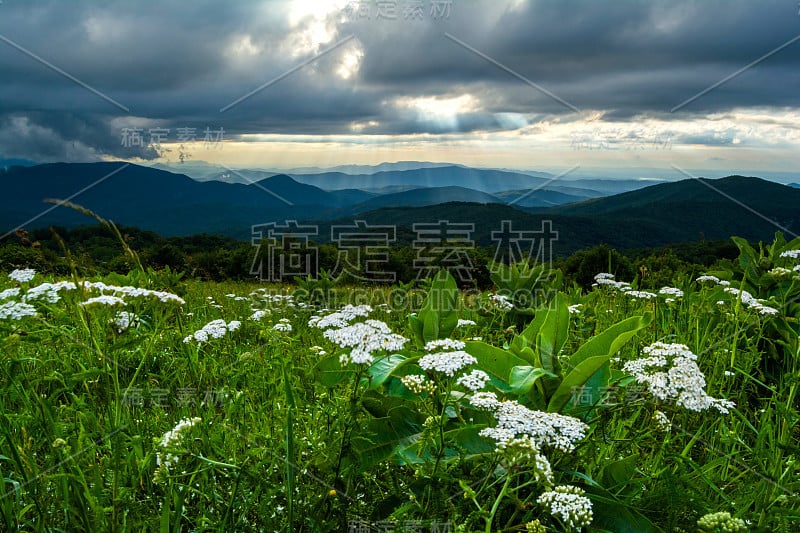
xmin=2 ymin=163 xmax=797 ymax=249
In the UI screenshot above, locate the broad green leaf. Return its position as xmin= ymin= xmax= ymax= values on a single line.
xmin=408 ymin=314 xmax=424 ymax=347
xmin=417 ymin=270 xmax=459 ymax=342
xmin=548 ymin=355 xmax=611 ymax=413
xmin=600 ymin=455 xmax=639 ymax=492
xmin=733 ymin=236 xmax=761 ymax=285
xmin=465 ymin=341 xmax=528 ymax=392
xmin=569 ymin=314 xmax=651 ymax=368
xmin=351 ymin=406 xmax=424 ymax=468
xmin=508 ymin=366 xmax=556 ymax=395
xmin=443 ymin=426 xmax=495 ymax=455
xmin=311 ymin=355 xmax=351 ymax=387
xmin=367 ymin=354 xmax=412 ymax=389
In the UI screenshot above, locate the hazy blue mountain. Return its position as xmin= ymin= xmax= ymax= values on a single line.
xmin=492 ymin=189 xmax=588 ymax=207
xmin=290 ymin=165 xmax=554 ymax=193
xmin=288 ymin=161 xmax=457 ymax=175
xmin=319 ymin=176 xmax=800 ymax=252
xmin=0 ymin=163 xmax=338 ymax=236
xmin=557 ymin=178 xmax=669 ymax=195
xmin=4 ymin=164 xmax=797 ymax=248
xmin=332 ymin=186 xmax=501 ymax=217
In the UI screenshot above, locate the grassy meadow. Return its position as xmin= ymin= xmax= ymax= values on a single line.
xmin=0 ymin=234 xmax=799 ymax=532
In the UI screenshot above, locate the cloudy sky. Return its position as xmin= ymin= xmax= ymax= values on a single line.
xmin=1 ymin=0 xmax=799 ymax=179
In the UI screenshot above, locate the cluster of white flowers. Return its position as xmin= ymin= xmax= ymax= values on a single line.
xmin=81 ymin=295 xmax=126 ymax=307
xmin=489 ymin=293 xmax=514 ymax=310
xmin=593 ymin=272 xmax=631 ymax=291
xmin=472 ymin=392 xmax=588 ymax=453
xmin=419 ymin=350 xmax=477 ymax=377
xmin=8 ymin=269 xmax=36 ymax=283
xmin=19 ymin=281 xmax=76 ymax=303
xmin=722 ymin=287 xmax=779 ymax=316
xmin=0 ymin=300 xmax=38 ymax=320
xmin=567 ymin=304 xmax=582 ymax=315
xmin=400 ymin=374 xmax=436 ymax=395
xmin=155 ymin=417 xmax=202 ymax=476
xmin=323 ymin=319 xmax=407 ymax=365
xmin=623 ymin=342 xmax=736 ymax=414
xmin=625 ymin=290 xmax=657 ymax=300
xmin=695 ymin=275 xmax=731 ymax=287
xmin=272 ymin=319 xmax=292 ymax=332
xmin=183 ymin=319 xmax=241 ymax=344
xmin=250 ymin=309 xmax=271 ymax=321
xmin=659 ymin=287 xmax=684 ymax=298
xmin=20 ymin=280 xmax=184 ymax=305
xmin=456 ymin=369 xmax=490 ymax=391
xmin=111 ymin=311 xmax=137 ymax=332
xmin=779 ymin=249 xmax=800 ymax=259
xmin=0 ymin=288 xmax=21 ymax=301
xmin=537 ymin=485 xmax=593 ymax=530
xmin=457 ymin=318 xmax=476 ymax=327
xmin=425 ymin=338 xmax=466 ymax=351
xmin=224 ymin=293 xmax=248 ymax=301
xmin=309 ymin=304 xmax=372 ymax=329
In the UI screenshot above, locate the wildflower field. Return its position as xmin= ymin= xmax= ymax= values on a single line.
xmin=1 ymin=235 xmax=799 ymax=532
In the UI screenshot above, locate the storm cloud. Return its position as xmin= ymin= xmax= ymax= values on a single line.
xmin=0 ymin=0 xmax=798 ymax=162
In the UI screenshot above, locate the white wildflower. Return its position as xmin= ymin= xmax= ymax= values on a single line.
xmin=479 ymin=399 xmax=588 ymax=453
xmin=323 ymin=319 xmax=407 ymax=365
xmin=695 ymin=275 xmax=720 ymax=284
xmin=538 ymin=485 xmax=593 ymax=530
xmin=183 ymin=319 xmax=241 ymax=344
xmin=400 ymin=374 xmax=436 ymax=395
xmin=111 ymin=311 xmax=136 ymax=332
xmin=81 ymin=295 xmax=126 ymax=307
xmin=0 ymin=288 xmax=21 ymax=301
xmin=659 ymin=287 xmax=684 ymax=298
xmin=0 ymin=300 xmax=38 ymax=320
xmin=469 ymin=391 xmax=501 ymax=410
xmin=625 ymin=290 xmax=657 ymax=300
xmin=155 ymin=417 xmax=202 ymax=479
xmin=272 ymin=322 xmax=292 ymax=332
xmin=424 ymin=338 xmax=466 ymax=352
xmin=594 ymin=272 xmax=633 ymax=291
xmin=419 ymin=350 xmax=477 ymax=377
xmin=779 ymin=249 xmax=800 ymax=259
xmin=8 ymin=269 xmax=35 ymax=283
xmin=456 ymin=369 xmax=490 ymax=391
xmin=309 ymin=304 xmax=372 ymax=329
xmin=723 ymin=288 xmax=779 ymax=316
xmin=568 ymin=304 xmax=582 ymax=315
xmin=457 ymin=318 xmax=477 ymax=327
xmin=250 ymin=309 xmax=270 ymax=321
xmin=489 ymin=293 xmax=514 ymax=310
xmin=623 ymin=342 xmax=735 ymax=414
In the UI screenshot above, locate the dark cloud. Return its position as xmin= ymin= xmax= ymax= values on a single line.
xmin=0 ymin=0 xmax=798 ymax=161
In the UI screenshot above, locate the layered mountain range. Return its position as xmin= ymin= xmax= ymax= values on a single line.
xmin=1 ymin=162 xmax=798 ymax=251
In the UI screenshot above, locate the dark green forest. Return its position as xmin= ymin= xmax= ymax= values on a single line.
xmin=0 ymin=223 xmax=739 ymax=290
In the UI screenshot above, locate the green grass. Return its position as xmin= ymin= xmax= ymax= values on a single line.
xmin=0 ymin=251 xmax=798 ymax=532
